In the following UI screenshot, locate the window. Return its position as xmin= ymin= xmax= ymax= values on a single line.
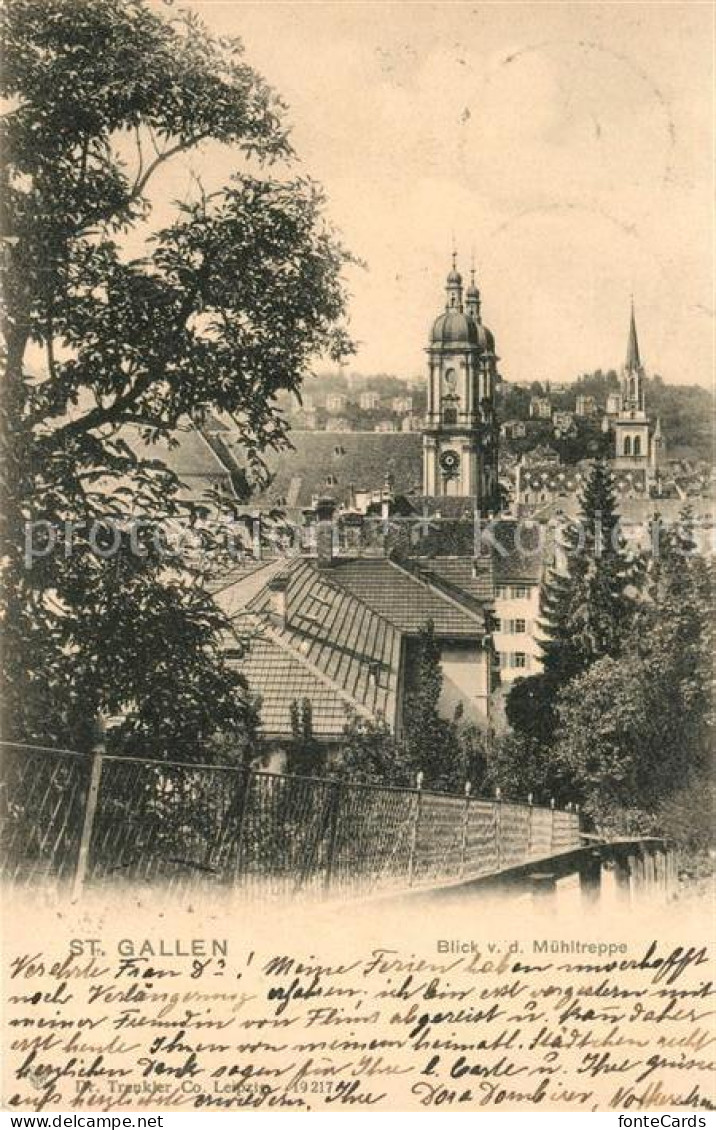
xmin=495 ymin=585 xmax=509 ymax=600
xmin=442 ymin=402 xmax=458 ymax=426
xmin=493 ymin=617 xmax=502 ymax=632
xmin=325 ymin=474 xmax=338 ymax=486
xmin=511 ymin=585 xmax=530 ymax=599
xmin=512 ymin=653 xmax=527 ymax=669
xmin=514 ymin=619 xmax=526 ymax=633
xmin=624 ymin=436 xmax=632 ymax=456
xmin=633 ymin=435 xmax=641 ymax=457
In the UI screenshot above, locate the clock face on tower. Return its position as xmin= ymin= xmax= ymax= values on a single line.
xmin=439 ymin=449 xmax=460 ymax=476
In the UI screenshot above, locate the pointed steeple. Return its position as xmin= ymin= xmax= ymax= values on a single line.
xmin=626 ymin=298 xmax=641 ymax=372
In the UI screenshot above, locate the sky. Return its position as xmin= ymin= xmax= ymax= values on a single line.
xmin=150 ymin=1 xmax=714 ymax=388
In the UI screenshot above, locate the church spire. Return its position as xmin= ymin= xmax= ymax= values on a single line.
xmin=626 ymin=298 xmax=641 ymax=371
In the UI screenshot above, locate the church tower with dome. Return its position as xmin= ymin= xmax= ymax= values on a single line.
xmin=422 ymin=255 xmax=500 ymax=514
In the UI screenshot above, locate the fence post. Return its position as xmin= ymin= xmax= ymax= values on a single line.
xmin=72 ymin=728 xmax=105 ymax=901
xmin=324 ymin=779 xmax=342 ymax=893
xmin=550 ymin=797 xmax=556 ymax=854
xmin=407 ymin=771 xmax=423 ymax=887
xmin=459 ymin=781 xmax=471 ymax=878
xmin=229 ymin=767 xmax=252 ymax=883
xmin=494 ymin=787 xmax=502 ymax=871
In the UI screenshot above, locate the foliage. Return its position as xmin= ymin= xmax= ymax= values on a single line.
xmin=498 ymin=370 xmax=713 ymax=462
xmin=333 ymin=712 xmax=413 ymax=786
xmin=567 ymin=460 xmax=632 ymax=663
xmin=507 ymin=461 xmax=632 ymax=748
xmin=402 ymin=621 xmax=453 ymax=789
xmin=1 ymin=0 xmax=351 ymax=752
xmin=287 ymin=698 xmax=326 ymax=777
xmin=654 ymin=771 xmax=715 ymax=856
xmin=400 ymin=620 xmax=489 ymax=792
xmin=484 ymin=730 xmax=571 ymax=805
xmin=550 ymin=512 xmax=713 ymax=829
xmin=646 ymin=377 xmax=712 ymax=460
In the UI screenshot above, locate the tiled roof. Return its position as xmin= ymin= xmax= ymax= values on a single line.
xmin=324 ymin=557 xmax=485 ymax=636
xmin=520 ymin=464 xmax=585 ymax=492
xmin=218 ymin=429 xmax=423 ymax=509
xmin=405 ymin=556 xmax=494 ymax=604
xmin=118 ymin=424 xmax=236 ymax=499
xmin=212 ymin=558 xmax=289 ymax=615
xmin=226 ymin=558 xmax=401 ymax=738
xmin=488 ymin=519 xmax=550 ymax=584
xmin=406 ymin=520 xmax=549 ymax=590
xmin=121 ymin=424 xmax=232 ymax=479
xmin=406 ymin=496 xmax=477 ymax=519
xmin=230 ymin=623 xmax=371 ymax=739
xmin=520 ymin=463 xmax=649 ymax=496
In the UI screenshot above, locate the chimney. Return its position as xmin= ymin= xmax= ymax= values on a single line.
xmin=315 ymin=496 xmax=337 ymax=568
xmin=251 ymin=511 xmax=262 ymax=561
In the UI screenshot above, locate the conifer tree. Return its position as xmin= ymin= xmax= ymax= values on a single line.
xmin=287 ymin=698 xmax=326 ymax=776
xmin=567 ymin=459 xmax=631 ymax=667
xmin=550 ymin=506 xmax=713 ymax=829
xmin=507 ymin=461 xmax=631 ymax=745
xmin=402 ymin=620 xmax=464 ymax=790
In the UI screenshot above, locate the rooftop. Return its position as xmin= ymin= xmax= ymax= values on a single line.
xmin=217 ymin=549 xmax=493 ymax=739
xmin=119 ymin=423 xmax=236 ymax=500
xmin=222 ymin=557 xmax=401 ymax=738
xmin=216 ymin=429 xmax=423 ymax=511
xmin=324 ymin=557 xmax=486 ymax=636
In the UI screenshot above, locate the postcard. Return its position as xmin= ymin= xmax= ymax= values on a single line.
xmin=1 ymin=0 xmax=713 ymax=1115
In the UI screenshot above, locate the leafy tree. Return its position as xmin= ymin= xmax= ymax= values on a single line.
xmin=1 ymin=0 xmax=351 ymax=752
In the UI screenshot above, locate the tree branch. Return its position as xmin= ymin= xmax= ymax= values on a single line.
xmin=129 ymin=132 xmax=212 ymax=206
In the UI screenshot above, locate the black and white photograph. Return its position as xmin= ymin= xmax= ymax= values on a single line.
xmin=1 ymin=0 xmax=713 ymax=1116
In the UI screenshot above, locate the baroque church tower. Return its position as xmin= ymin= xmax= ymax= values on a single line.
xmin=422 ymin=256 xmax=500 ymax=514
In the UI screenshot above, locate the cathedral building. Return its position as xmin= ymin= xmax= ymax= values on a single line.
xmin=422 ymin=256 xmax=500 ymax=515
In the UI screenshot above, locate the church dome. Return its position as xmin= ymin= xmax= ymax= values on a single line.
xmin=430 ymin=310 xmax=479 ymax=346
xmin=474 ymin=321 xmax=495 ymax=353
